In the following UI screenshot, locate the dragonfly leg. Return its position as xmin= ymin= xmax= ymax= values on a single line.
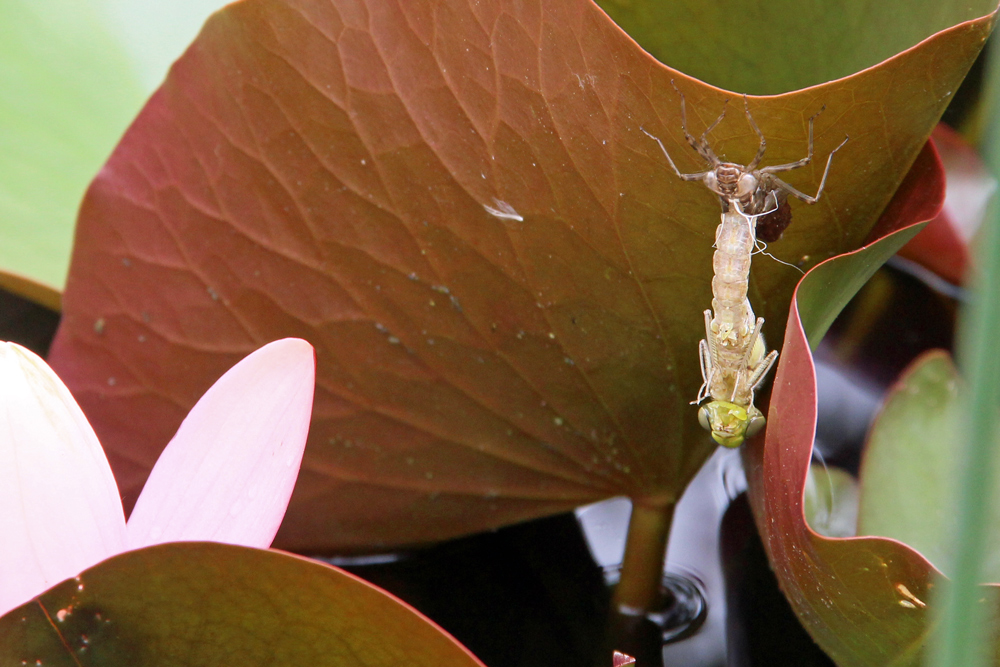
xmin=763 ymin=135 xmax=849 ymax=204
xmin=693 ymin=338 xmax=713 ymax=404
xmin=747 ymin=349 xmax=779 ymax=392
xmin=739 ymin=317 xmax=767 ymax=369
xmin=640 ymin=128 xmax=710 ymax=181
xmin=743 ymin=96 xmax=767 ymax=171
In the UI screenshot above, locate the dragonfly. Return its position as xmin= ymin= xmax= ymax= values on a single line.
xmin=643 ymin=89 xmax=847 ymax=447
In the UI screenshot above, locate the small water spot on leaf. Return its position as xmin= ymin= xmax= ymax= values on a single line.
xmin=107 ymin=377 xmax=116 ymax=387
xmin=388 ymin=336 xmax=400 ymax=345
xmin=137 ymin=335 xmax=146 ymax=343
xmin=548 ymin=332 xmax=556 ymax=339
xmin=425 ymin=471 xmax=434 ymax=480
xmin=93 ymin=318 xmax=105 ymax=335
xmin=554 ymin=417 xmax=564 ymax=426
xmin=121 ymin=257 xmax=131 ymax=268
xmin=408 ymin=272 xmax=419 ymax=281
xmin=483 ymin=198 xmax=524 ymax=222
xmin=207 ymin=287 xmax=219 ymax=301
xmin=431 ymin=285 xmax=450 ymax=294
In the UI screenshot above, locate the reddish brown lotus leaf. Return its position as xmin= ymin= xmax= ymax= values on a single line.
xmin=0 ymin=542 xmax=486 ymax=667
xmin=48 ymin=0 xmax=992 ymax=551
xmin=740 ymin=143 xmax=976 ymax=665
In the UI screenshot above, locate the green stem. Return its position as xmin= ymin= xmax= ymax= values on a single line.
xmin=928 ymin=53 xmax=1000 ymax=665
xmin=613 ymin=500 xmax=676 ymax=613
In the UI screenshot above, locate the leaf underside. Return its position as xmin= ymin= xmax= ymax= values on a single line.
xmin=48 ymin=0 xmax=994 ymax=551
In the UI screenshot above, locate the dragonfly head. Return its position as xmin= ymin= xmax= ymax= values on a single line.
xmin=697 ymin=400 xmax=765 ymax=448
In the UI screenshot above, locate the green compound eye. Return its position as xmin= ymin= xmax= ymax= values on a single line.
xmin=698 ymin=405 xmax=712 ymax=431
xmin=745 ymin=412 xmax=766 ymax=439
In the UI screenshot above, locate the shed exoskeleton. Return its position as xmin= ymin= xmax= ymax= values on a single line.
xmin=643 ymin=88 xmax=846 ymax=447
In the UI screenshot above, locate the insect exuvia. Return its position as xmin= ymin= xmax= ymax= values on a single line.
xmin=694 ymin=204 xmax=779 ymax=447
xmin=642 ymin=83 xmax=849 ymax=241
xmin=643 ymin=87 xmax=847 ymax=447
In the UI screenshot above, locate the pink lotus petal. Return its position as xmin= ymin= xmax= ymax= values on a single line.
xmin=127 ymin=339 xmax=315 ymax=550
xmin=0 ymin=343 xmax=126 ymax=616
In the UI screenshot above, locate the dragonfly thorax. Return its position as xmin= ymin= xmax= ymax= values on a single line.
xmin=704 ymin=164 xmax=757 ymax=201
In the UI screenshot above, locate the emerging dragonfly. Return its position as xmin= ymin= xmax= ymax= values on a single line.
xmin=643 ymin=90 xmax=847 ymax=447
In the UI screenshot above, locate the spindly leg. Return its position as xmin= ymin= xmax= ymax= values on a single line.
xmin=747 ymin=349 xmax=779 ymax=393
xmin=698 ymin=338 xmax=712 ymax=382
xmin=671 ymin=80 xmax=724 ymax=165
xmin=739 ymin=317 xmax=767 ymax=369
xmin=743 ymin=96 xmax=767 ymax=172
xmin=703 ymin=309 xmax=719 ymax=363
xmin=693 ymin=338 xmax=714 ymax=404
xmin=641 ymin=128 xmax=710 ymax=181
xmin=764 ymin=134 xmax=849 ymax=204
xmin=757 ymin=106 xmax=822 ymax=175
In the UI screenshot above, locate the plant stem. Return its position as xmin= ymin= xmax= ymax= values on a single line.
xmin=927 ymin=50 xmax=1000 ymax=665
xmin=613 ymin=500 xmax=676 ymax=613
